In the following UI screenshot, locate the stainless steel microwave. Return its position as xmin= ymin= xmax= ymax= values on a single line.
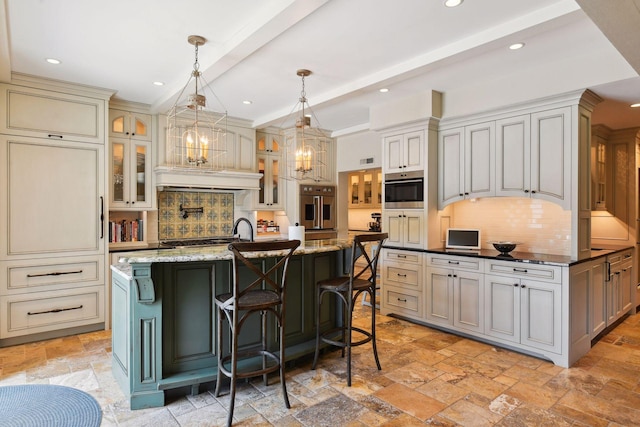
xmin=384 ymin=170 xmax=424 ymax=209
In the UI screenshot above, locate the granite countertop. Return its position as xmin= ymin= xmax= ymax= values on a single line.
xmin=421 ymin=245 xmax=634 ymax=267
xmin=113 ymin=238 xmax=353 ymax=265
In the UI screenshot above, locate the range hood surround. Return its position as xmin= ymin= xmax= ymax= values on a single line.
xmin=155 ymin=166 xmax=262 ymax=191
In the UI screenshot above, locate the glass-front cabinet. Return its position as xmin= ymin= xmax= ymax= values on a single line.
xmin=348 ymin=168 xmax=382 ymax=208
xmin=109 ymin=109 xmax=152 ymax=141
xmin=110 ymin=138 xmax=152 ymax=209
xmin=256 ymin=130 xmax=284 ymax=210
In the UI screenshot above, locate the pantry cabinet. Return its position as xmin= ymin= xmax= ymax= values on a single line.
xmin=382 ymin=210 xmax=425 ymax=249
xmin=0 ymin=78 xmax=110 ymax=344
xmin=438 ymin=122 xmax=494 ymax=208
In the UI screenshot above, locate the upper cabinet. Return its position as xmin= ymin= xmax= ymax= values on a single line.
xmin=495 ymin=108 xmax=571 ymax=209
xmin=222 ymin=126 xmax=256 ymax=172
xmin=256 ymin=131 xmax=284 ymax=210
xmin=0 ymin=83 xmax=105 ymax=144
xmin=348 ymin=169 xmax=382 ymax=208
xmin=383 ymin=130 xmax=424 ymax=175
xmin=109 ymin=109 xmax=151 ymax=141
xmin=438 ymin=122 xmax=495 ymax=208
xmin=110 ymin=138 xmax=152 ymax=210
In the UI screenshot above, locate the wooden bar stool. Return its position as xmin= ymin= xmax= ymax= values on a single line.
xmin=214 ymin=239 xmax=300 ymax=426
xmin=311 ymin=233 xmax=387 ymax=386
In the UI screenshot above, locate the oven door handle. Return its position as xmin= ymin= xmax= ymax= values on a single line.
xmin=314 ymin=195 xmax=322 ymax=228
xmin=386 ymin=178 xmax=423 ymax=185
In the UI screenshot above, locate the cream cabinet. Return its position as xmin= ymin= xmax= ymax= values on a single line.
xmin=0 ymin=79 xmax=109 ymax=345
xmin=382 ymin=209 xmax=425 ymax=249
xmin=495 ymin=108 xmax=571 ymax=209
xmin=438 ymin=122 xmax=495 ymax=209
xmin=606 ymin=250 xmax=634 ymax=325
xmin=0 ymin=83 xmax=105 ymax=144
xmin=383 ymin=130 xmax=424 ymax=174
xmin=256 ymin=131 xmax=284 ymax=209
xmin=426 ymin=254 xmax=485 ymax=333
xmin=223 ymin=126 xmax=256 ymax=172
xmin=484 ymin=260 xmax=562 ymax=354
xmin=380 ymin=249 xmax=423 ymax=319
xmin=110 ymin=138 xmax=152 ymax=209
xmin=348 ymin=169 xmax=381 ymax=208
xmin=109 ymin=109 xmax=151 ymax=141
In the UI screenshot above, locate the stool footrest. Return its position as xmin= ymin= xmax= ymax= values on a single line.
xmin=319 ymin=326 xmax=373 ymax=348
xmin=218 ymin=350 xmax=281 ymax=380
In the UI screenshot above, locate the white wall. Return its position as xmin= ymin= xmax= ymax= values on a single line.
xmin=336 ymin=130 xmax=381 ymax=172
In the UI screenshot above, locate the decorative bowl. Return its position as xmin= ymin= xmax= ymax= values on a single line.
xmin=491 ymin=241 xmax=517 ymax=254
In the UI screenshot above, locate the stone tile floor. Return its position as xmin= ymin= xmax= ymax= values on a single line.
xmin=3 ymin=304 xmax=640 ymax=426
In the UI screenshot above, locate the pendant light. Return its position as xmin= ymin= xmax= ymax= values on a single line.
xmin=283 ymin=69 xmax=330 ymax=181
xmin=166 ymin=35 xmax=227 ymax=170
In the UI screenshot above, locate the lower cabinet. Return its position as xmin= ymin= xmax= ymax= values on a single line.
xmin=381 ymin=248 xmax=423 ymax=319
xmin=606 ymin=250 xmax=634 ymax=325
xmin=484 ymin=274 xmax=561 ymax=354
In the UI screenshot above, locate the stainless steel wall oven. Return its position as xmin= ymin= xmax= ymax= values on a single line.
xmin=384 ymin=170 xmax=424 ymax=209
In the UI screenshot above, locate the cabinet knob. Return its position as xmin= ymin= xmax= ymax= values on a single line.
xmin=524 ymin=190 xmax=530 ymax=193
xmin=531 ymin=190 xmax=536 ymax=194
xmin=464 ymin=192 xmax=469 ymax=196
xmin=459 ymin=193 xmax=463 ymax=197
xmin=513 ymin=283 xmax=519 ymax=287
xmin=521 ymin=284 xmax=526 ymax=288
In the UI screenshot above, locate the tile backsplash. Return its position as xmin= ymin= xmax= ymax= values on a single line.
xmin=158 ymin=191 xmax=234 ymax=240
xmin=450 ymin=197 xmax=572 ymax=255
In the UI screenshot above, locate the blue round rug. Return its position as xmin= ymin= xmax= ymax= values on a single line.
xmin=0 ymin=384 xmax=102 ymax=427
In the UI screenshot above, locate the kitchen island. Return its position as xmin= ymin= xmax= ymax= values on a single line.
xmin=110 ymin=239 xmax=351 ymax=409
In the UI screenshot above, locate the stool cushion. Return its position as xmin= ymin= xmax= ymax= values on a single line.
xmin=317 ymin=276 xmax=372 ymax=292
xmin=216 ymin=290 xmax=281 ymax=310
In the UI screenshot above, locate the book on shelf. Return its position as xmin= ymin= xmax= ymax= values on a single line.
xmin=109 ymin=219 xmax=144 ymax=243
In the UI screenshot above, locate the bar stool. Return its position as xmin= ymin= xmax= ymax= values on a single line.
xmin=312 ymin=232 xmax=387 ymax=386
xmin=214 ymin=239 xmax=300 ymax=427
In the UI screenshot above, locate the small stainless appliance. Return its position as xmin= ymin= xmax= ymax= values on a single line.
xmin=299 ymin=185 xmax=336 ymax=230
xmin=369 ymin=213 xmax=381 ymax=232
xmin=384 ymin=170 xmax=424 ymax=209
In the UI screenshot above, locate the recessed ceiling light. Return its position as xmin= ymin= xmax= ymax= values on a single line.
xmin=153 ymin=81 xmax=164 ymax=86
xmin=631 ymin=103 xmax=640 ymax=108
xmin=509 ymin=42 xmax=525 ymax=50
xmin=45 ymin=58 xmax=61 ymax=65
xmin=444 ymin=0 xmax=463 ymax=7
xmin=379 ymin=88 xmax=389 ymax=93
xmin=242 ymin=100 xmax=252 ymax=105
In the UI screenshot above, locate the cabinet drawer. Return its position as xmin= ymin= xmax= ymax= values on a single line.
xmin=486 ymin=260 xmax=561 ymax=283
xmin=384 ymin=249 xmax=422 ymax=264
xmin=383 ymin=288 xmax=422 ymax=317
xmin=427 ymin=254 xmax=483 ymax=272
xmin=0 ymin=286 xmax=104 ymax=338
xmin=1 ymin=257 xmax=104 ymax=294
xmin=0 ymin=84 xmax=105 ymax=143
xmin=383 ymin=264 xmax=422 ymax=290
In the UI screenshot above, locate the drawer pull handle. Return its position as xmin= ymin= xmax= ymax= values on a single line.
xmin=397 ymin=298 xmax=407 ymax=302
xmin=513 ymin=268 xmax=528 ymax=273
xmin=28 ymin=305 xmax=83 ymax=316
xmin=397 ymin=273 xmax=407 ymax=277
xmin=47 ymin=134 xmax=63 ymax=139
xmin=448 ymin=261 xmax=459 ymax=265
xmin=27 ymin=270 xmax=83 ymax=278
xmin=397 ymin=255 xmax=407 ymax=258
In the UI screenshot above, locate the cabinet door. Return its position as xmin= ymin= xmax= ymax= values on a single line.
xmin=131 ymin=140 xmax=152 ymax=208
xmin=382 ymin=212 xmax=403 ymax=247
xmin=438 ymin=127 xmax=464 ymax=208
xmin=1 ymin=136 xmax=104 ymax=257
xmin=348 ymin=172 xmax=361 ymax=207
xmin=109 ymin=110 xmax=151 ymax=141
xmin=530 ymin=107 xmax=571 ymax=208
xmin=590 ymin=261 xmax=607 ymax=338
xmin=384 ymin=134 xmax=403 ymax=173
xmin=520 ymin=279 xmax=561 ymax=354
xmin=454 ymin=270 xmax=484 ymax=333
xmin=256 ymin=153 xmax=283 ymax=209
xmin=465 ymin=122 xmax=494 ymax=198
xmin=496 ymin=114 xmax=530 ymax=198
xmin=425 ymin=267 xmax=453 ymax=325
xmin=484 ymin=274 xmax=520 ymax=343
xmin=620 ymin=262 xmax=633 ymax=314
xmin=403 ymin=211 xmax=424 ymax=250
xmin=404 ymin=131 xmax=424 ymax=172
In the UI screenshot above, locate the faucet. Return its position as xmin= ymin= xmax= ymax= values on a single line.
xmin=232 ymin=217 xmax=254 ymax=242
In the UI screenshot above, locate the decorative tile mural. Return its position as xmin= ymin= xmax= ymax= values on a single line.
xmin=158 ymin=191 xmax=234 ymax=240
